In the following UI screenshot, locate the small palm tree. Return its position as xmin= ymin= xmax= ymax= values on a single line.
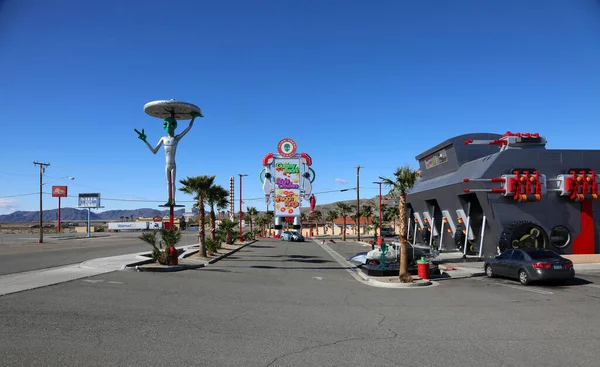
xmin=265 ymin=210 xmax=274 ymax=233
xmin=312 ymin=210 xmax=323 ymax=235
xmin=380 ymin=165 xmax=419 ymax=283
xmin=179 ymin=175 xmax=215 ymax=257
xmin=246 ymin=207 xmax=258 ymax=233
xmin=217 ymin=217 xmax=238 ymax=244
xmin=325 ymin=210 xmax=338 ymax=235
xmin=385 ymin=206 xmax=400 ymax=232
xmin=138 ymin=229 xmax=161 ymax=261
xmin=335 ymin=202 xmax=355 ymax=241
xmin=205 ymin=185 xmax=229 ymax=241
xmin=255 ymin=215 xmax=267 ymax=236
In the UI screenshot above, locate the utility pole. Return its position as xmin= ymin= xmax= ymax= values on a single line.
xmin=34 ymin=161 xmax=50 ymax=243
xmin=355 ymin=165 xmax=362 ymax=241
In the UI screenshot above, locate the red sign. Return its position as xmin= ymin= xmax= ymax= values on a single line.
xmin=309 ymin=194 xmax=316 ymax=213
xmin=51 ymin=186 xmax=68 ymax=198
xmin=277 ymin=138 xmax=297 ymax=158
xmin=153 ymin=215 xmax=163 ymax=223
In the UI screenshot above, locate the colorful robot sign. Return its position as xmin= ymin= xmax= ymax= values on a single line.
xmin=274 ymin=158 xmax=301 ymax=216
xmin=261 ymin=138 xmax=315 ymax=238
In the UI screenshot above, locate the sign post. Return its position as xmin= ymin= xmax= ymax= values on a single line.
xmin=78 ymin=193 xmax=102 ymax=238
xmin=52 ymin=186 xmax=68 ymax=232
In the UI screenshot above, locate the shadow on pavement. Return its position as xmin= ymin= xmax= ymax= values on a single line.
xmin=249 ymin=265 xmax=352 ymax=270
xmin=285 ymin=259 xmax=331 ymax=264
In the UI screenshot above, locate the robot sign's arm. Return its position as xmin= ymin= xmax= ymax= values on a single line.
xmin=262 ymin=153 xmax=274 ymax=167
xmin=176 ymin=114 xmax=199 ymax=141
xmin=300 ymin=152 xmax=312 ymax=166
xmin=302 ymin=172 xmax=313 ymax=199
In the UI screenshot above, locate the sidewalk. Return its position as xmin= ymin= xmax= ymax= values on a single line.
xmin=345 ymin=239 xmax=600 ymax=279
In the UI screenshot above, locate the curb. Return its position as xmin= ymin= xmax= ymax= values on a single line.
xmin=131 ymin=240 xmax=258 ymax=272
xmin=354 ymin=267 xmax=435 ymax=288
xmin=134 ymin=260 xmax=206 ymax=273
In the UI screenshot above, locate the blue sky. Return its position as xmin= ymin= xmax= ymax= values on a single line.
xmin=1 ymin=0 xmax=599 ymax=214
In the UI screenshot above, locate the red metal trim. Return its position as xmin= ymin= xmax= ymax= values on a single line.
xmin=569 ymin=170 xmax=578 ymax=200
xmin=513 ymin=170 xmax=520 ymax=200
xmin=572 ymin=201 xmax=595 ymax=254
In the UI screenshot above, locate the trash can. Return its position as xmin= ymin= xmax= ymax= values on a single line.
xmin=417 ymin=256 xmax=430 ymax=280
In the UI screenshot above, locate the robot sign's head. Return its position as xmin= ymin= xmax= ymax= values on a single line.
xmin=163 ymin=117 xmax=178 ymax=136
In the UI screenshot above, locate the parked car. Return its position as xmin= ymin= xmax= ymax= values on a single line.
xmin=380 ymin=228 xmax=395 ymax=237
xmin=484 ymin=248 xmax=575 ymax=285
xmin=281 ymin=231 xmax=305 ymax=242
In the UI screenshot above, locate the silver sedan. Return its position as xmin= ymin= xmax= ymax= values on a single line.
xmin=484 ymin=248 xmax=575 ymax=285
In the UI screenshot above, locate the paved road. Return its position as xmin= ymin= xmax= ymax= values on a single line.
xmin=1 ymin=238 xmax=600 ymax=366
xmin=0 ymin=232 xmax=199 ymax=275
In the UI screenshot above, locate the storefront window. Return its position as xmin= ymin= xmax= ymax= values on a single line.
xmin=424 ymin=149 xmax=448 ymax=169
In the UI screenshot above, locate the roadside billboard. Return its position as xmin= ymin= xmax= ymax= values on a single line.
xmin=51 ymin=186 xmax=68 ymax=198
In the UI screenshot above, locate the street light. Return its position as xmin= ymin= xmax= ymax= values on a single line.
xmin=238 ymin=173 xmax=248 ymax=242
xmin=373 ymin=181 xmax=383 ymax=247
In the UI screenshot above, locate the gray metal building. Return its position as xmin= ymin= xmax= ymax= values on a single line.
xmin=406 ymin=132 xmax=600 ymax=258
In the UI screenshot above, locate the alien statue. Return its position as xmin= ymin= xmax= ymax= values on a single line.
xmin=135 ymin=112 xmax=200 ymax=206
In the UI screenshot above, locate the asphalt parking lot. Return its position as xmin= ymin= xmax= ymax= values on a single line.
xmin=3 ymin=238 xmax=600 ymax=366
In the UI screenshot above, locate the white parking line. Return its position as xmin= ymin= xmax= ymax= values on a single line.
xmin=475 ymin=278 xmax=554 ymax=295
xmin=495 ymin=283 xmax=554 ymax=295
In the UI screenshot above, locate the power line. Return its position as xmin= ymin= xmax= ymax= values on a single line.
xmin=0 ymin=192 xmax=39 ymax=199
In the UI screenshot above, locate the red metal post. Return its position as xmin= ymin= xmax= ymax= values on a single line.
xmin=58 ymin=197 xmax=61 ymax=232
xmin=378 ymin=183 xmax=383 ymax=238
xmin=169 ymin=171 xmax=174 ymax=229
xmin=239 ymin=174 xmax=244 ymax=242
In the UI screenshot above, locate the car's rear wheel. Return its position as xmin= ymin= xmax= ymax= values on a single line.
xmin=518 ymin=269 xmax=530 ymax=285
xmin=485 ymin=265 xmax=494 ymax=278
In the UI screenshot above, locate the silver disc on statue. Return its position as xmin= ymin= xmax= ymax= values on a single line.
xmin=144 ymin=99 xmax=203 ymax=120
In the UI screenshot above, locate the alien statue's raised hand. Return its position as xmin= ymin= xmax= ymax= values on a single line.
xmin=134 ymin=128 xmax=147 ymax=143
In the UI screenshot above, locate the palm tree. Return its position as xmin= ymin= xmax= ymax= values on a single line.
xmin=385 ymin=206 xmax=400 ymax=232
xmin=179 ymin=175 xmax=215 ymax=257
xmin=265 ymin=210 xmax=274 ymax=234
xmin=360 ymin=204 xmax=374 ymax=236
xmin=205 ymin=185 xmax=229 ymax=241
xmin=335 ymin=202 xmax=355 ymax=241
xmin=246 ymin=207 xmax=258 ymax=234
xmin=255 ymin=215 xmax=267 ymax=236
xmin=380 ymin=165 xmax=419 ymax=283
xmin=325 ymin=210 xmax=338 ymax=235
xmin=312 ymin=210 xmax=323 ymax=235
